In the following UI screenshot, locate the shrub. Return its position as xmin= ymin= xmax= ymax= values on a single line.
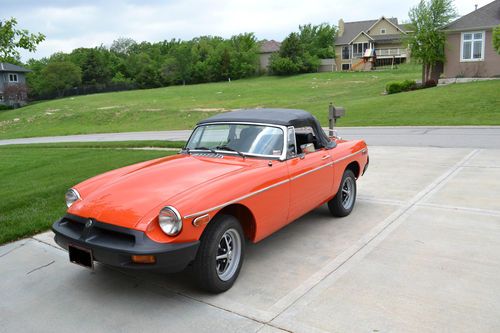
xmin=0 ymin=104 xmax=13 ymax=111
xmin=386 ymin=79 xmax=417 ymax=94
xmin=269 ymin=55 xmax=301 ymax=75
xmin=424 ymin=79 xmax=437 ymax=87
xmin=401 ymin=79 xmax=417 ymax=91
xmin=386 ymin=82 xmax=403 ymax=94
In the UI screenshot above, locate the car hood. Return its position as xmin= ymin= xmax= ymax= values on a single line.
xmin=68 ymin=154 xmax=248 ymax=228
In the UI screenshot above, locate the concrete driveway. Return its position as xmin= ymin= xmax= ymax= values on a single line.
xmin=1 ymin=146 xmax=500 ymax=332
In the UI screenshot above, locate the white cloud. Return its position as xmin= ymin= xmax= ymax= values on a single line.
xmin=6 ymin=0 xmax=494 ymax=61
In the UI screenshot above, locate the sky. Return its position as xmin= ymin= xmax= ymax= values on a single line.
xmin=2 ymin=0 xmax=493 ymax=61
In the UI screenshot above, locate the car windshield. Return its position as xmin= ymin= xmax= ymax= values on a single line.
xmin=186 ymin=124 xmax=284 ymax=157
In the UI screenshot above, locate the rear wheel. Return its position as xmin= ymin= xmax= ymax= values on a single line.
xmin=328 ymin=169 xmax=357 ymax=217
xmin=193 ymin=214 xmax=245 ymax=293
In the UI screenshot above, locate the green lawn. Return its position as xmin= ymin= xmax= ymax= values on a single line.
xmin=0 ymin=144 xmax=172 ymax=244
xmin=1 ymin=64 xmax=498 ymax=139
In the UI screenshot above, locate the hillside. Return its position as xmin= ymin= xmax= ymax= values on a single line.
xmin=1 ymin=64 xmax=499 ymax=139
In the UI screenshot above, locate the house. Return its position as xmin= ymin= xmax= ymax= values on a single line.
xmin=335 ymin=16 xmax=409 ymax=71
xmin=442 ymin=0 xmax=500 ymax=78
xmin=0 ymin=62 xmax=30 ymax=107
xmin=259 ymin=40 xmax=281 ymax=72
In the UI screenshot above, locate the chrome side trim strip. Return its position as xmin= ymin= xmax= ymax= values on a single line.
xmin=184 ymin=178 xmax=290 ymax=219
xmin=184 ymin=148 xmax=366 ymax=219
xmin=290 ymin=162 xmax=333 ymax=181
xmin=332 ymin=149 xmax=364 ymax=164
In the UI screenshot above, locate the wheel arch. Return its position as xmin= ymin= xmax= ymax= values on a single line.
xmin=345 ymin=161 xmax=361 ymax=179
xmin=211 ymin=204 xmax=256 ymax=242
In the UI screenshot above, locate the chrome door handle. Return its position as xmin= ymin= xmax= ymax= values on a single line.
xmin=322 ymin=155 xmax=331 ymax=160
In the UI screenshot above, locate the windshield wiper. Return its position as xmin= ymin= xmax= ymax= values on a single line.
xmin=215 ymin=145 xmax=246 ymax=159
xmin=194 ymin=146 xmax=217 ymax=154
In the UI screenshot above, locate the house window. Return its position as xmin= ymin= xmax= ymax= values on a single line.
xmin=0 ymin=94 xmax=3 ymax=101
xmin=8 ymin=73 xmax=18 ymax=82
xmin=341 ymin=46 xmax=350 ymax=59
xmin=342 ymin=63 xmax=351 ymax=71
xmin=380 ymin=29 xmax=386 ymax=34
xmin=461 ymin=31 xmax=484 ymax=61
xmin=352 ymin=42 xmax=370 ymax=57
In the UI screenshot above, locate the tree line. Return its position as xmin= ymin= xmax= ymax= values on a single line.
xmin=26 ymin=34 xmax=260 ymax=100
xmin=1 ymin=17 xmax=339 ymax=101
xmin=24 ymin=24 xmax=337 ymax=100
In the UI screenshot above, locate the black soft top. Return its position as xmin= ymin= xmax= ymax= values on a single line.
xmin=198 ymin=108 xmax=332 ymax=147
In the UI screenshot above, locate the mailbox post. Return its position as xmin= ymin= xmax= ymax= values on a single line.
xmin=328 ymin=102 xmax=345 ymax=137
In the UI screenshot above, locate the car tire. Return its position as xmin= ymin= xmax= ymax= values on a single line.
xmin=328 ymin=169 xmax=357 ymax=217
xmin=193 ymin=214 xmax=245 ymax=293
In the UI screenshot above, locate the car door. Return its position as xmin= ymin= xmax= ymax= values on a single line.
xmin=286 ymin=127 xmax=334 ymax=222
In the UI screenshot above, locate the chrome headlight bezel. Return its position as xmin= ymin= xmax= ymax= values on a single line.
xmin=65 ymin=188 xmax=81 ymax=208
xmin=158 ymin=206 xmax=182 ymax=236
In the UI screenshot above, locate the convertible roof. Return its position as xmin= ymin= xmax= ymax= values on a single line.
xmin=198 ymin=108 xmax=316 ymax=127
xmin=198 ymin=108 xmax=332 ymax=147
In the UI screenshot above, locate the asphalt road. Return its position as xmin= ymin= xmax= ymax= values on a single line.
xmin=1 ymin=126 xmax=500 ymax=149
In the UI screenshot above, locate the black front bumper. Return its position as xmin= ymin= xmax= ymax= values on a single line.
xmin=52 ymin=214 xmax=199 ymax=273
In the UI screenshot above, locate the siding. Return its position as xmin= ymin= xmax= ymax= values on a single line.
xmin=259 ymin=53 xmax=273 ymax=72
xmin=0 ymin=72 xmax=28 ymax=106
xmin=367 ymin=19 xmax=400 ymax=36
xmin=444 ymin=30 xmax=500 ymax=78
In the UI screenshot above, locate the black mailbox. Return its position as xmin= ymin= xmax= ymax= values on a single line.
xmin=328 ymin=103 xmax=346 ymax=137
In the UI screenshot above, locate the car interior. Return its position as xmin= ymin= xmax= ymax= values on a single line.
xmin=295 ymin=130 xmax=320 ymax=154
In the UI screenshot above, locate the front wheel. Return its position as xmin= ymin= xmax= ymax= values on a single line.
xmin=193 ymin=214 xmax=245 ymax=293
xmin=328 ymin=169 xmax=357 ymax=217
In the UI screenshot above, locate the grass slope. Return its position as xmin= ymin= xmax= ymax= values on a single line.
xmin=0 ymin=144 xmax=172 ymax=244
xmin=0 ymin=64 xmax=499 ymax=139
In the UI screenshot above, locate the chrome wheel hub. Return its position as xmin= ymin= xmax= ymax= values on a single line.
xmin=216 ymin=228 xmax=241 ymax=281
xmin=341 ymin=176 xmax=355 ymax=209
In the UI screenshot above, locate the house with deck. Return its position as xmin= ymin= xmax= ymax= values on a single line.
xmin=442 ymin=0 xmax=500 ymax=78
xmin=335 ymin=17 xmax=409 ymax=71
xmin=0 ymin=62 xmax=30 ymax=107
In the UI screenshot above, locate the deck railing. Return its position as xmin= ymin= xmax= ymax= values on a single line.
xmin=375 ymin=48 xmax=407 ymax=57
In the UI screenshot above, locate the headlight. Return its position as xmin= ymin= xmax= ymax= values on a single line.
xmin=159 ymin=206 xmax=182 ymax=236
xmin=65 ymin=188 xmax=80 ymax=208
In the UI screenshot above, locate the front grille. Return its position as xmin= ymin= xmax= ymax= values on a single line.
xmin=62 ymin=215 xmax=136 ymax=248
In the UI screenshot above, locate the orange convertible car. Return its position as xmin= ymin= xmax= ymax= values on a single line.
xmin=53 ymin=109 xmax=369 ymax=292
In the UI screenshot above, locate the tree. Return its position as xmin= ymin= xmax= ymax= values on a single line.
xmin=110 ymin=37 xmax=137 ymax=56
xmin=0 ymin=17 xmax=45 ymax=63
xmin=270 ymin=31 xmax=320 ymax=75
xmin=3 ymin=83 xmax=28 ymax=105
xmin=299 ymin=23 xmax=336 ymax=59
xmin=407 ymin=0 xmax=457 ymax=83
xmin=41 ymin=61 xmax=82 ymax=97
xmin=80 ymin=48 xmax=113 ymax=85
xmin=493 ymin=25 xmax=500 ymax=54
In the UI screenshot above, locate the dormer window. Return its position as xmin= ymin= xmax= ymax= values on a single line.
xmin=8 ymin=73 xmax=18 ymax=82
xmin=380 ymin=28 xmax=386 ymax=34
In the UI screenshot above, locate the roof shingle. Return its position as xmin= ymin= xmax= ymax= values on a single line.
xmin=444 ymin=0 xmax=500 ymax=31
xmin=259 ymin=40 xmax=281 ymax=53
xmin=335 ymin=17 xmax=403 ymax=45
xmin=0 ymin=62 xmax=31 ymax=73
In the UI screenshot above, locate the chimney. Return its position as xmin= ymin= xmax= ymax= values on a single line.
xmin=475 ymin=4 xmax=478 ymax=10
xmin=338 ymin=19 xmax=345 ymax=37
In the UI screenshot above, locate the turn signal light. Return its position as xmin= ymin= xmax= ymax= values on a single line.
xmin=192 ymin=214 xmax=210 ymax=227
xmin=131 ymin=255 xmax=156 ymax=264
